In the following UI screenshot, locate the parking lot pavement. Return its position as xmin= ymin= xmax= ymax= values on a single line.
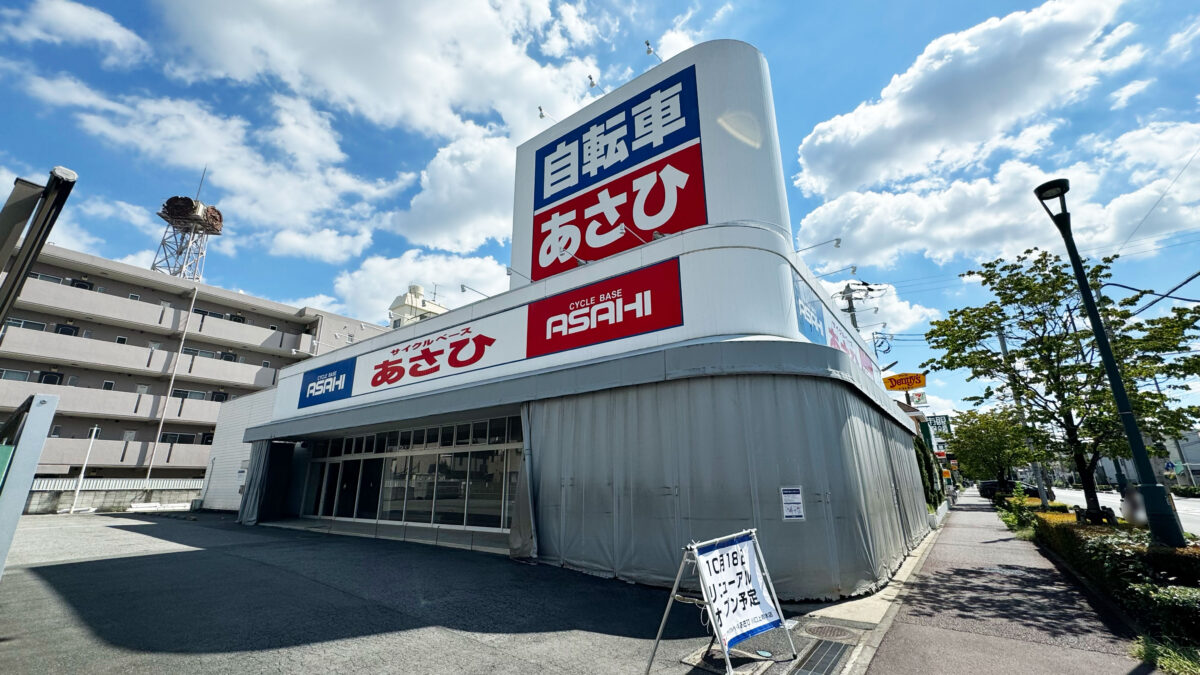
xmin=0 ymin=513 xmax=860 ymax=674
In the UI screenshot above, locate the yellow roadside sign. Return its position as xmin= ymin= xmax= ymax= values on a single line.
xmin=883 ymin=373 xmax=926 ymax=391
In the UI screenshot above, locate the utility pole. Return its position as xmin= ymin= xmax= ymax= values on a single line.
xmin=996 ymin=325 xmax=1050 ymax=508
xmin=842 ymin=282 xmax=859 ymax=330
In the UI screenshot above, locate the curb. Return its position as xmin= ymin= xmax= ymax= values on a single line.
xmin=839 ymin=523 xmax=944 ymax=675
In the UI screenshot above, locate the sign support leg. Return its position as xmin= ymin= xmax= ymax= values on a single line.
xmin=751 ymin=531 xmax=797 ymax=661
xmin=645 ymin=552 xmax=691 ymax=675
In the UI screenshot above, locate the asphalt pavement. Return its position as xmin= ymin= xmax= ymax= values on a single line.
xmin=1053 ymin=487 xmax=1200 ymax=535
xmin=0 ymin=512 xmax=851 ymax=674
xmin=865 ymin=491 xmax=1149 ymax=675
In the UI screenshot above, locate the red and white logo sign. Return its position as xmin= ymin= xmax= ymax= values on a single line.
xmin=526 ymin=258 xmax=683 ymax=357
xmin=533 ymin=142 xmax=706 ymax=281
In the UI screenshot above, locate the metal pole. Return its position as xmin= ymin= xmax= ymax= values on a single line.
xmin=844 ymin=284 xmax=860 ymax=330
xmin=69 ymin=425 xmax=100 ymax=514
xmin=1152 ymin=375 xmax=1196 ymax=487
xmin=996 ymin=327 xmax=1049 ymax=507
xmin=750 ymin=530 xmax=798 ymax=661
xmin=1052 ymin=210 xmax=1187 ymax=546
xmin=145 ymin=285 xmax=200 ymax=487
xmin=645 ymin=551 xmax=692 ymax=675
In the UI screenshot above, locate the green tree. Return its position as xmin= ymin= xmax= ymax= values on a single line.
xmin=945 ymin=408 xmax=1033 ymax=483
xmin=923 ymin=249 xmax=1200 ymax=513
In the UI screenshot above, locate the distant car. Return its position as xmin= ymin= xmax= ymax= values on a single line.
xmin=978 ymin=480 xmax=1000 ymax=498
xmin=1018 ymin=482 xmax=1056 ymax=501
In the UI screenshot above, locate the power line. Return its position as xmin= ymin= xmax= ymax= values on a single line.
xmin=1115 ymin=140 xmax=1200 ymax=255
xmin=1132 ymin=268 xmax=1200 ymax=316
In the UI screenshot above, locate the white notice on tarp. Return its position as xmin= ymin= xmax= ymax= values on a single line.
xmin=781 ymin=486 xmax=804 ymax=521
xmin=694 ymin=533 xmax=783 ymax=648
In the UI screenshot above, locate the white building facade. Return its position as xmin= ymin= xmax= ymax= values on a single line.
xmin=226 ymin=41 xmax=930 ymax=601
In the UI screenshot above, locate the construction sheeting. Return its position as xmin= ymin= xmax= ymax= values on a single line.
xmin=528 ymin=374 xmax=929 ymax=600
xmin=236 ymin=440 xmax=270 ymax=526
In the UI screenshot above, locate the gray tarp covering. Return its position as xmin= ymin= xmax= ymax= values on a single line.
xmin=236 ymin=440 xmax=270 ymax=525
xmin=529 ymin=374 xmax=929 ymax=600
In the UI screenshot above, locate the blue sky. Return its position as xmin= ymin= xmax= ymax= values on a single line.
xmin=1 ymin=0 xmax=1198 ymax=416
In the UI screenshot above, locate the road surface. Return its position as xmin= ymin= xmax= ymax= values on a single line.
xmin=1053 ymin=487 xmax=1200 ymax=536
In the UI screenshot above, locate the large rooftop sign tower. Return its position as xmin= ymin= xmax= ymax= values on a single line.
xmin=152 ymin=196 xmax=223 ymax=281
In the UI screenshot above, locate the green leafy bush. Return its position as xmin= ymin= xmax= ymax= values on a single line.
xmin=1033 ymin=514 xmax=1200 ymax=647
xmin=1172 ymin=486 xmax=1200 ymax=499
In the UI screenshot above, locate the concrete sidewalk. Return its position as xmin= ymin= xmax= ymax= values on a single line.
xmin=863 ymin=491 xmax=1152 ymax=674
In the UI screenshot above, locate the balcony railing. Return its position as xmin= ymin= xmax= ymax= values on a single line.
xmin=0 ymin=380 xmax=220 ymax=425
xmin=36 ymin=437 xmax=211 ymax=469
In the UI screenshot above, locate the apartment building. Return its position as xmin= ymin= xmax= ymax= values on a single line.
xmin=0 ymin=244 xmax=386 ymax=479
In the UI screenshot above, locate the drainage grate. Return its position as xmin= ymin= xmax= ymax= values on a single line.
xmin=794 ymin=639 xmax=850 ymax=675
xmin=804 ymin=624 xmax=853 ymax=641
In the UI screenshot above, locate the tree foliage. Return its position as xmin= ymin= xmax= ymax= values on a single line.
xmin=945 ymin=407 xmax=1033 ymax=482
xmin=923 ymin=248 xmax=1200 ymax=511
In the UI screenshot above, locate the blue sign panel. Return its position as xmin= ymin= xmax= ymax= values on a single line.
xmin=792 ymin=271 xmax=827 ymax=346
xmin=298 ymin=357 xmax=356 ymax=408
xmin=533 ymin=65 xmax=701 ymax=211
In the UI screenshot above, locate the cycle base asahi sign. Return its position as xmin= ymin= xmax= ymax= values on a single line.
xmin=645 ymin=529 xmax=796 ymax=674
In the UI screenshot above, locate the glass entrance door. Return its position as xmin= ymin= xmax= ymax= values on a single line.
xmin=357 ymin=458 xmax=383 ymax=520
xmin=320 ymin=462 xmax=339 ymax=517
xmin=335 ymin=460 xmax=361 ymax=518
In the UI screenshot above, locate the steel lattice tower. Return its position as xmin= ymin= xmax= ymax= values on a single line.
xmin=151 ymin=196 xmax=223 ymax=281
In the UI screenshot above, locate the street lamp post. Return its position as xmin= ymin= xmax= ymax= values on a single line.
xmin=70 ymin=425 xmax=100 ymax=514
xmin=1035 ymin=178 xmax=1187 ymax=546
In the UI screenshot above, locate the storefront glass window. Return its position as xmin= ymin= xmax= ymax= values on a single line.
xmin=357 ymin=458 xmax=383 ymax=519
xmin=380 ymin=456 xmax=410 ymax=521
xmin=398 ymin=430 xmax=412 ymax=450
xmin=426 ymin=427 xmax=440 ymax=446
xmin=433 ymin=452 xmax=468 ymax=524
xmin=487 ymin=418 xmax=507 ymax=444
xmin=412 ymin=428 xmax=426 ymax=447
xmin=507 ymin=416 xmax=522 ymax=443
xmin=329 ymin=438 xmax=343 ymax=458
xmin=404 ymin=454 xmax=437 ymax=523
xmin=455 ymin=424 xmax=471 ymax=446
xmin=504 ymin=448 xmax=522 ymax=529
xmin=466 ymin=450 xmax=504 ymax=527
xmin=312 ymin=439 xmax=328 ymax=459
xmin=303 ymin=463 xmax=325 ymax=516
xmin=321 ymin=463 xmax=339 ymax=516
xmin=471 ymin=421 xmax=488 ymax=444
xmin=440 ymin=426 xmax=454 ymax=447
xmin=335 ymin=460 xmax=360 ymax=518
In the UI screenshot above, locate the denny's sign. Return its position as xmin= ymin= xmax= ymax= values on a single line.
xmin=883 ymin=373 xmax=926 ymax=392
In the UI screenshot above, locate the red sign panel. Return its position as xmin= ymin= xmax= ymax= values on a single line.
xmin=526 ymin=258 xmax=684 ymax=358
xmin=531 ymin=142 xmax=707 ymax=281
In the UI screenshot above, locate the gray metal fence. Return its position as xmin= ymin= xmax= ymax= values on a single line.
xmin=30 ymin=478 xmax=204 ymax=491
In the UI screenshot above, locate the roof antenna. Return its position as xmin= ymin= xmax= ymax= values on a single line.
xmin=588 ymin=74 xmax=607 ymax=94
xmin=194 ymin=165 xmax=208 ymax=201
xmin=538 ymin=106 xmax=558 ymax=123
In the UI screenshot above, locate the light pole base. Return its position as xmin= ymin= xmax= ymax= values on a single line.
xmin=1138 ymin=483 xmax=1188 ymax=547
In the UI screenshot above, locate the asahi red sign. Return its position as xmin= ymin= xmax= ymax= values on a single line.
xmin=526 ymin=258 xmax=684 ymax=358
xmin=300 ymin=258 xmax=686 ymax=407
xmin=530 ymin=67 xmax=707 ymax=281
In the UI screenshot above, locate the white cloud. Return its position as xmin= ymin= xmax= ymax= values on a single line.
xmin=279 ymin=293 xmax=346 ymax=315
xmin=389 ymin=134 xmax=514 ymax=253
xmin=793 ymin=0 xmax=1137 ymax=198
xmin=270 ymin=227 xmax=373 ymax=264
xmin=653 ymin=3 xmax=732 ymax=60
xmin=44 ymin=209 xmax=102 ymax=254
xmin=77 ymin=196 xmax=161 ymax=239
xmin=1166 ymin=14 xmax=1200 ymax=58
xmin=116 ymin=249 xmax=156 ymax=269
xmin=23 ymin=75 xmax=414 ymax=257
xmin=0 ymin=0 xmax=149 ymax=68
xmin=1109 ymin=78 xmax=1154 ymax=109
xmin=332 ymin=249 xmax=509 ymax=323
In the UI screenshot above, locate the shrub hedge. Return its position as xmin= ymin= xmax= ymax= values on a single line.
xmin=1172 ymin=485 xmax=1200 ymax=499
xmin=1032 ymin=513 xmax=1200 ymax=643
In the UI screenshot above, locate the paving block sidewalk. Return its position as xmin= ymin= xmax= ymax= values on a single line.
xmin=863 ymin=491 xmax=1151 ymax=674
